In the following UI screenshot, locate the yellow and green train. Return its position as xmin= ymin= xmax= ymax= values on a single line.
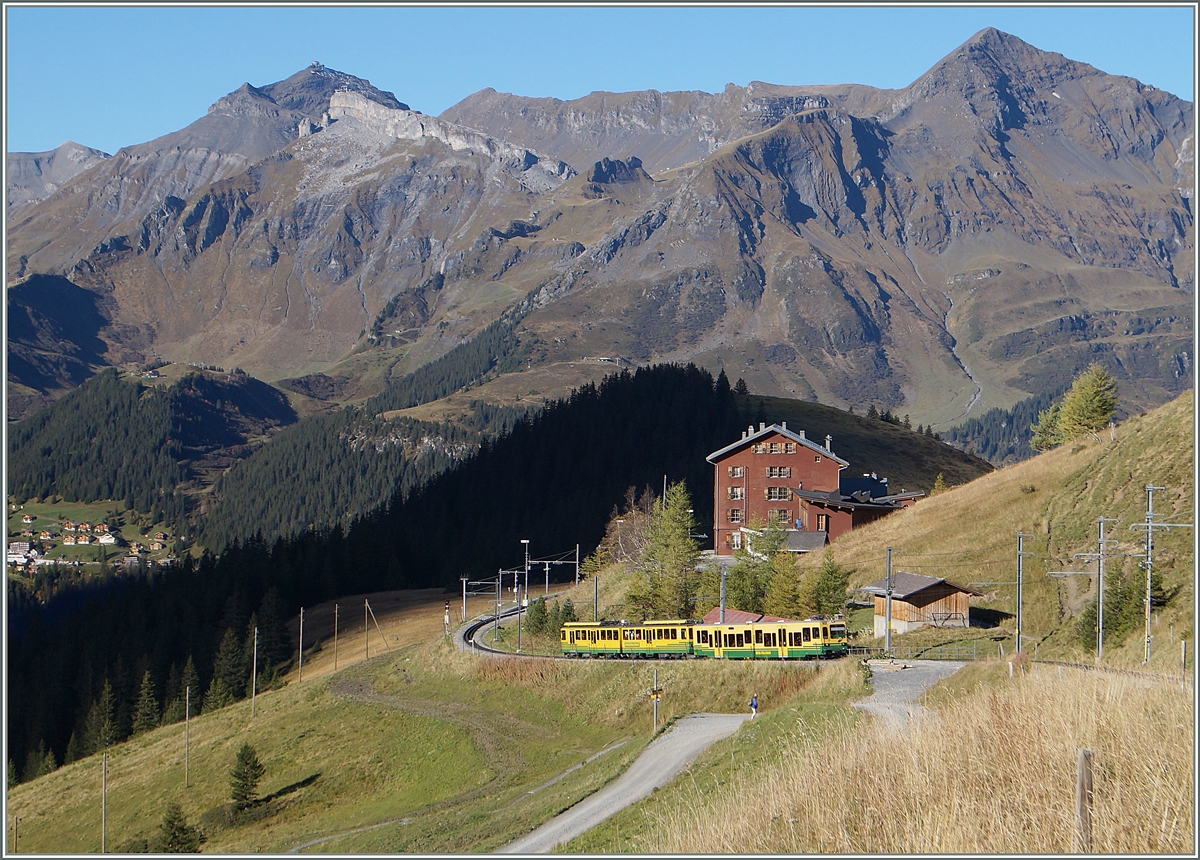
xmin=560 ymin=617 xmax=848 ymax=660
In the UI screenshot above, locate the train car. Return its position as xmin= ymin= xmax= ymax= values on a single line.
xmin=560 ymin=621 xmax=624 ymax=657
xmin=561 ymin=616 xmax=847 ymax=660
xmin=619 ymin=619 xmax=695 ymax=658
xmin=694 ymin=617 xmax=848 ymax=659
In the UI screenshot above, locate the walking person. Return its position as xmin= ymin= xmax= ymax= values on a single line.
xmin=749 ymin=693 xmax=758 ymax=719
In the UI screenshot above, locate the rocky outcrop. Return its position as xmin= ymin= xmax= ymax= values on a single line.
xmin=327 ymin=91 xmax=574 ymax=190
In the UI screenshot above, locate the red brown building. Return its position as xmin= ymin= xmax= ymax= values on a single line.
xmin=706 ymin=422 xmax=848 ymax=555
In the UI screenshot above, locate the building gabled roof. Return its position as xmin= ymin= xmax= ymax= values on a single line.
xmin=858 ymin=571 xmax=982 ymax=600
xmin=794 ymin=487 xmax=902 ymax=511
xmin=706 ymin=422 xmax=849 ymax=467
xmin=784 ymin=530 xmax=828 ymax=553
xmin=699 ymin=607 xmax=795 ymax=625
xmin=879 ymin=491 xmax=925 ymax=503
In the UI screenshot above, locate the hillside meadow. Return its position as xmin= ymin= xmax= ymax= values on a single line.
xmin=6 ymin=392 xmax=1192 ymax=853
xmin=4 ymin=614 xmax=844 ymax=854
xmin=793 ymin=390 xmax=1195 ymax=672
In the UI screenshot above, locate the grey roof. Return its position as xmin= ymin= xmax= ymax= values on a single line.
xmin=706 ymin=422 xmax=849 ymax=466
xmin=859 ymin=571 xmax=982 ymax=600
xmin=784 ymin=530 xmax=828 ymax=553
xmin=794 ymin=488 xmax=902 ymax=510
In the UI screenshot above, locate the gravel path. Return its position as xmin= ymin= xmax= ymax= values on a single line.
xmin=497 ymin=713 xmax=750 ymax=854
xmin=851 ymin=659 xmax=967 ymax=725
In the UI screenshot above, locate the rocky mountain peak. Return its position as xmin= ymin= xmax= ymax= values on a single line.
xmin=261 ymin=62 xmax=409 ymax=115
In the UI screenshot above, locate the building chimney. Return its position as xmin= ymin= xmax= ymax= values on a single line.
xmin=799 ymin=430 xmax=806 ymax=440
xmin=781 ymin=421 xmax=787 ymax=430
xmin=748 ymin=424 xmax=755 ymax=436
xmin=760 ymin=422 xmax=766 ymax=431
xmin=825 ymin=435 xmax=833 ymax=451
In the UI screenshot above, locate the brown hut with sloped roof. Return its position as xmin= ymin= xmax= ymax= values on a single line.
xmin=859 ymin=571 xmax=981 ymax=638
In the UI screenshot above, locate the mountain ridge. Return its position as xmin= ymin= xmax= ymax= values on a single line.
xmin=6 ymin=31 xmax=1193 ymax=424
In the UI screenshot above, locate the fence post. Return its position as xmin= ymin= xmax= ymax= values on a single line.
xmin=1076 ymin=748 xmax=1094 ymax=852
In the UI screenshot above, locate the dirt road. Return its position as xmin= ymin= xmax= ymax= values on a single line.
xmin=496 ymin=712 xmax=750 ymax=854
xmin=852 ymin=659 xmax=967 ymax=724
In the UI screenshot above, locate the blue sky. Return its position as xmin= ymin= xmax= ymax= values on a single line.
xmin=5 ymin=4 xmax=1196 ymax=155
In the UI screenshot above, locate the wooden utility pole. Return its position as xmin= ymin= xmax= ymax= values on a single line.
xmin=184 ymin=686 xmax=190 ymax=788
xmin=251 ymin=627 xmax=258 ymax=718
xmin=334 ymin=604 xmax=338 ymax=671
xmin=298 ymin=607 xmax=304 ymax=682
xmin=1076 ymin=748 xmax=1094 ymax=852
xmin=885 ymin=547 xmax=894 ymax=654
xmin=101 ymin=750 xmax=107 ymax=853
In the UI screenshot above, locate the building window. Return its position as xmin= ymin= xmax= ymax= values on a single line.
xmin=764 ymin=487 xmax=792 ymax=500
xmin=727 ymin=486 xmax=745 ymax=500
xmin=814 ymin=454 xmax=822 ymax=462
xmin=766 ymin=466 xmax=792 ymax=478
xmin=816 ymin=514 xmax=829 ymax=531
xmin=731 ymin=531 xmax=743 ymax=550
xmin=784 ymin=442 xmax=796 ymax=454
xmin=727 ymin=509 xmax=743 ymax=524
xmin=728 ymin=465 xmax=745 ymax=478
xmin=751 ymin=442 xmax=767 ymax=454
xmin=768 ymin=509 xmax=792 ymax=525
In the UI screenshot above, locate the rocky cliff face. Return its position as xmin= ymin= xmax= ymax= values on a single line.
xmin=6 ymin=31 xmax=1193 ymax=423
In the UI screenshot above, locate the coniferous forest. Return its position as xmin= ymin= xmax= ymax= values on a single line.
xmin=942 ymin=390 xmax=1062 ymax=466
xmin=6 ymin=364 xmax=744 ymax=780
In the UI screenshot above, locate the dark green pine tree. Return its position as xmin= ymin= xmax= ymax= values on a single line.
xmin=202 ymin=676 xmax=234 ymax=713
xmin=7 ymin=758 xmax=17 ymax=788
xmin=229 ymin=743 xmax=265 ymax=812
xmin=525 ymin=597 xmax=548 ymax=636
xmin=131 ymin=670 xmax=160 ymax=735
xmin=211 ymin=627 xmax=245 ymax=704
xmin=82 ymin=679 xmax=118 ymax=756
xmin=151 ymin=802 xmax=204 ymax=852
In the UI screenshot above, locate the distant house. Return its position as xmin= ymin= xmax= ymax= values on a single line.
xmin=78 ymin=523 xmax=92 ymax=533
xmin=153 ymin=531 xmax=170 ymax=542
xmin=63 ymin=535 xmax=77 ymax=546
xmin=75 ymin=534 xmax=92 ymax=545
xmin=93 ymin=523 xmax=109 ymax=534
xmin=98 ymin=533 xmax=117 ymax=546
xmin=150 ymin=540 xmax=165 ymax=552
xmin=21 ymin=514 xmax=35 ymax=524
xmin=707 ymin=422 xmax=922 ymax=554
xmin=63 ymin=521 xmax=77 ymax=532
xmin=859 ymin=572 xmax=981 ymax=638
xmin=707 ymin=422 xmax=848 ymax=555
xmin=39 ymin=530 xmax=55 ymax=540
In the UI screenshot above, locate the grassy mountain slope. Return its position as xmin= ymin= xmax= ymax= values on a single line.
xmin=6 ymin=392 xmax=1191 ymax=852
xmin=795 ymin=389 xmax=1194 ymax=669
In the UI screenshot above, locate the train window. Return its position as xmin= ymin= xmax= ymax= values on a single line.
xmin=822 ymin=626 xmax=829 ymax=639
xmin=736 ymin=633 xmax=744 ymax=647
xmin=754 ymin=629 xmax=763 ymax=644
xmin=803 ymin=627 xmax=811 ymax=642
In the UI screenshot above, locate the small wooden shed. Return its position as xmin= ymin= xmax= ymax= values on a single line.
xmin=860 ymin=571 xmax=981 ymax=638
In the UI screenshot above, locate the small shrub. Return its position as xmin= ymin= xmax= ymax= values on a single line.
xmin=1019 ymin=484 xmax=1036 ymax=494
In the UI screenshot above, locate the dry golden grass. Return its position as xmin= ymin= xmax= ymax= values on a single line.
xmin=640 ymin=662 xmax=1193 ymax=854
